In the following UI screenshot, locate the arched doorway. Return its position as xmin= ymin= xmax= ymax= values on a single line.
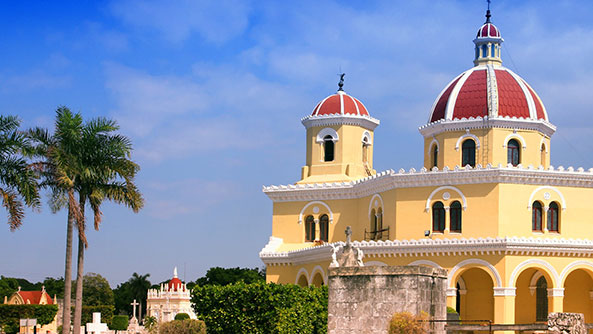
xmin=563 ymin=269 xmax=593 ymax=323
xmin=514 ymin=268 xmax=554 ymax=323
xmin=297 ymin=274 xmax=308 ymax=287
xmin=455 ymin=268 xmax=494 ymax=321
xmin=311 ymin=273 xmax=324 ymax=287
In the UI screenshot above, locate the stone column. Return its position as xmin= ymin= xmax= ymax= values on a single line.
xmin=548 ymin=288 xmax=565 ymax=313
xmin=314 ymin=218 xmax=320 ymax=241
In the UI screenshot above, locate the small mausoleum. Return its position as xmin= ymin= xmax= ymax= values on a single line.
xmin=146 ymin=267 xmax=197 ymax=322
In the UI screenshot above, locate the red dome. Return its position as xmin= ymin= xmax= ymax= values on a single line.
xmin=312 ymin=91 xmax=369 ymax=117
xmin=476 ymin=22 xmax=501 ymax=38
xmin=168 ymin=277 xmax=183 ymax=291
xmin=428 ymin=65 xmax=548 ymax=123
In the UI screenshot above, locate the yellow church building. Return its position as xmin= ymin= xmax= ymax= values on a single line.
xmin=259 ymin=8 xmax=593 ymax=325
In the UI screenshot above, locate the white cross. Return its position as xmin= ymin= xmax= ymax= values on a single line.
xmin=131 ymin=299 xmax=140 ymax=319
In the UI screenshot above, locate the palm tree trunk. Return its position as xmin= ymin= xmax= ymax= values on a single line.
xmin=61 ymin=208 xmax=73 ymax=334
xmin=72 ymin=199 xmax=85 ymax=334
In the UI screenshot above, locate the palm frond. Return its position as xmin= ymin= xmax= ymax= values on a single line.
xmin=0 ymin=188 xmax=25 ymax=231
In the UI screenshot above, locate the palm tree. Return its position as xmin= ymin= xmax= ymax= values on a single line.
xmin=0 ymin=115 xmax=40 ymax=229
xmin=28 ymin=107 xmax=143 ymax=334
xmin=129 ymin=273 xmax=151 ymax=320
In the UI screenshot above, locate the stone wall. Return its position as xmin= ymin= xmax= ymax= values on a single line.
xmin=328 ymin=265 xmax=447 ymax=334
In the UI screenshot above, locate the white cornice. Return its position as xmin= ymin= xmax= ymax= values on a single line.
xmin=263 ymin=164 xmax=593 ymax=202
xmin=302 ymin=114 xmax=380 ymax=131
xmin=260 ymin=237 xmax=593 ymax=266
xmin=418 ymin=116 xmax=556 ymax=138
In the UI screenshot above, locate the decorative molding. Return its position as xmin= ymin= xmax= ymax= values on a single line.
xmin=408 ymin=260 xmax=442 ymax=268
xmin=425 ymin=186 xmax=467 ymax=211
xmin=493 ymin=287 xmax=516 ymax=297
xmin=446 ymin=288 xmax=458 ymax=297
xmin=428 ymin=72 xmax=464 ymax=123
xmin=316 ymin=128 xmax=339 ymax=143
xmin=302 ymin=114 xmax=380 ymax=131
xmin=559 ymin=260 xmax=593 ymax=286
xmin=508 ymin=259 xmax=560 ymax=288
xmin=361 ymin=131 xmax=372 ymax=145
xmin=309 ymin=265 xmax=327 ymax=286
xmin=368 ymin=194 xmax=384 ymax=217
xmin=547 ymin=288 xmax=564 ymax=297
xmin=529 ymin=271 xmax=544 ymax=295
xmin=263 ymin=164 xmax=593 ymax=203
xmin=502 ymin=133 xmax=527 ymax=149
xmin=260 ymin=237 xmax=593 ymax=267
xmin=527 ymin=186 xmax=566 ymax=211
xmin=427 ymin=138 xmax=439 ymax=156
xmin=448 ymin=258 xmax=502 ymax=288
xmin=298 ymin=201 xmax=333 ymax=224
xmin=455 ymin=133 xmax=481 ymax=151
xmin=445 ymin=68 xmax=475 ymax=120
xmin=419 ymin=116 xmax=556 ymax=138
xmin=295 ymin=268 xmax=309 ymax=285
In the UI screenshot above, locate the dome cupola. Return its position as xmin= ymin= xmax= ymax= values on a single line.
xmin=473 ymin=6 xmax=504 ymax=66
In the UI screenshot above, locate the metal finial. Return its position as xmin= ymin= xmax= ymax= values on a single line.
xmin=485 ymin=0 xmax=492 ymax=23
xmin=338 ymin=73 xmax=345 ymax=91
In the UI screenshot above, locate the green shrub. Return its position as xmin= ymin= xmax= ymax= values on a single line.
xmin=159 ymin=319 xmax=206 ymax=334
xmin=0 ymin=305 xmax=58 ymax=334
xmin=447 ymin=306 xmax=458 ymax=314
xmin=192 ymin=281 xmax=327 ymax=334
xmin=388 ymin=312 xmax=427 ymax=334
xmin=110 ymin=315 xmax=129 ymax=330
xmin=175 ymin=312 xmax=190 ymax=320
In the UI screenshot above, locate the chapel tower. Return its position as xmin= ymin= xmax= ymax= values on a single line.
xmin=420 ymin=8 xmax=555 ymax=170
xmin=298 ymin=75 xmax=380 ymax=184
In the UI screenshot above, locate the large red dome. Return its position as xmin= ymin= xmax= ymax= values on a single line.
xmin=312 ymin=91 xmax=369 ymax=117
xmin=428 ymin=65 xmax=548 ymax=123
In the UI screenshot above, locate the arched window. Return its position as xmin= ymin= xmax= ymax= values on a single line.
xmin=370 ymin=208 xmax=377 ymax=238
xmin=323 ymin=135 xmax=334 ymax=162
xmin=319 ymin=214 xmax=329 ymax=242
xmin=362 ymin=137 xmax=369 ymax=163
xmin=432 ymin=202 xmax=445 ymax=233
xmin=535 ymin=276 xmax=548 ymax=321
xmin=431 ymin=144 xmax=438 ymax=168
xmin=491 ymin=45 xmax=496 ymax=57
xmin=475 ymin=47 xmax=479 ymax=60
xmin=450 ymin=201 xmax=462 ymax=233
xmin=532 ymin=201 xmax=543 ymax=232
xmin=376 ymin=207 xmax=383 ymax=239
xmin=547 ymin=202 xmax=559 ymax=232
xmin=481 ymin=44 xmax=488 ymax=58
xmin=305 ymin=215 xmax=315 ymax=242
xmin=507 ymin=139 xmax=520 ymax=166
xmin=541 ymin=144 xmax=546 ymax=166
xmin=462 ymin=139 xmax=476 ymax=167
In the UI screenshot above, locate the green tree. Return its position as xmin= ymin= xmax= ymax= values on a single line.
xmin=78 ymin=273 xmax=114 ymax=306
xmin=0 ymin=277 xmax=19 ymax=300
xmin=28 ymin=107 xmax=144 ymax=334
xmin=0 ymin=115 xmax=40 ymax=230
xmin=194 ymin=267 xmax=265 ymax=287
xmin=114 ymin=273 xmax=151 ymax=317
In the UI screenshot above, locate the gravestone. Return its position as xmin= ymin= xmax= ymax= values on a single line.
xmin=327 ymin=226 xmax=447 ymax=334
xmin=86 ymin=312 xmax=108 ymax=334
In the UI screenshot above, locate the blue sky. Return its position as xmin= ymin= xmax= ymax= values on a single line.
xmin=1 ymin=0 xmax=593 ymax=287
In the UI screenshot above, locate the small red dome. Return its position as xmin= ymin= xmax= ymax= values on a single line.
xmin=168 ymin=277 xmax=183 ymax=291
xmin=476 ymin=22 xmax=501 ymax=39
xmin=428 ymin=66 xmax=547 ymax=123
xmin=312 ymin=91 xmax=369 ymax=117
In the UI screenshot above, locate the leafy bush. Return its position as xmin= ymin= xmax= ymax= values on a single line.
xmin=0 ymin=304 xmax=58 ymax=334
xmin=159 ymin=319 xmax=206 ymax=334
xmin=388 ymin=312 xmax=428 ymax=334
xmin=192 ymin=281 xmax=327 ymax=334
xmin=110 ymin=315 xmax=129 ymax=330
xmin=175 ymin=313 xmax=190 ymax=320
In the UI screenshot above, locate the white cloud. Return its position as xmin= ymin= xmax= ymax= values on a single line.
xmin=110 ymin=0 xmax=251 ymax=44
